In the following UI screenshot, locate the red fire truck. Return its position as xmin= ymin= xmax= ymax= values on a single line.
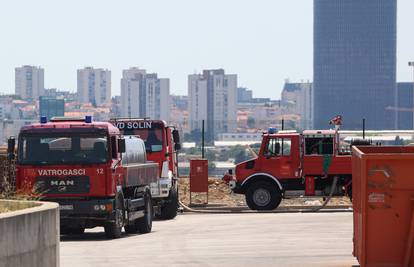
xmin=9 ymin=116 xmax=159 ymax=238
xmin=224 ymin=128 xmax=354 ymax=210
xmin=111 ymin=118 xmax=181 ymax=219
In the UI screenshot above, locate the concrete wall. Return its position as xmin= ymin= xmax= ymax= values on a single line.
xmin=0 ymin=200 xmax=59 ymax=267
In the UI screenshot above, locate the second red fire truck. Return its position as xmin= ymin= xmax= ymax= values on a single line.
xmin=111 ymin=118 xmax=181 ymax=219
xmin=224 ymin=127 xmax=355 ymax=210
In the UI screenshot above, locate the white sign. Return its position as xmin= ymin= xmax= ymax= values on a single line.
xmin=59 ymin=205 xmax=73 ymax=210
xmin=368 ymin=192 xmax=385 ymax=203
xmin=38 ymin=169 xmax=86 ymax=176
xmin=115 ymin=121 xmax=152 ymax=130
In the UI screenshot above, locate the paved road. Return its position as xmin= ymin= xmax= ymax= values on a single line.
xmin=60 ymin=212 xmax=359 ymax=267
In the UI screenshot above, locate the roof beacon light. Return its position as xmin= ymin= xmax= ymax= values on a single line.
xmin=40 ymin=116 xmax=48 ymax=124
xmin=85 ymin=116 xmax=93 ymax=123
xmin=268 ymin=127 xmax=277 ymax=134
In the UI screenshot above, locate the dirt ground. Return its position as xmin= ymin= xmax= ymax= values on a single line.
xmin=178 ymin=177 xmax=352 ymax=208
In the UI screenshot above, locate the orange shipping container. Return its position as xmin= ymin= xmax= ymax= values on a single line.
xmin=352 ymin=146 xmax=414 ymax=267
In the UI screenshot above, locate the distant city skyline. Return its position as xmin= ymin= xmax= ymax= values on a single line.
xmin=0 ymin=0 xmax=413 ymax=98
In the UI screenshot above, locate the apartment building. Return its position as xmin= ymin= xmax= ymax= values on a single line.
xmin=77 ymin=67 xmax=111 ymax=106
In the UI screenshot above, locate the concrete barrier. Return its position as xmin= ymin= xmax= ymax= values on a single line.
xmin=0 ymin=199 xmax=59 ymax=267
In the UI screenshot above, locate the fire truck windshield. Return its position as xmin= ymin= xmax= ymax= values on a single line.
xmin=18 ymin=133 xmax=109 ymax=165
xmin=123 ymin=128 xmax=164 ymax=153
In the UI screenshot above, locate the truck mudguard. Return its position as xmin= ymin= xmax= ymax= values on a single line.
xmin=241 ymin=172 xmax=283 ymax=190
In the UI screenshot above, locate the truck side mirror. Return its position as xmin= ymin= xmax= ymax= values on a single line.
xmin=172 ymin=129 xmax=180 ymax=144
xmin=7 ymin=137 xmax=16 ymax=160
xmin=172 ymin=129 xmax=181 ymax=151
xmin=118 ymin=138 xmax=126 ymax=154
xmin=111 ymin=136 xmax=118 ymax=158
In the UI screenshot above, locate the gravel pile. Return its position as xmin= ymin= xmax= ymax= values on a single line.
xmin=178 ymin=177 xmax=352 ymax=208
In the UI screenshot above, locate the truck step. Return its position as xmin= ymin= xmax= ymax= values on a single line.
xmin=126 ymin=198 xmax=145 ymax=211
xmin=128 ymin=210 xmax=145 ymax=221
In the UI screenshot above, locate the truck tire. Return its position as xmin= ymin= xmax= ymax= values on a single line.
xmin=124 ymin=223 xmax=138 ymax=234
xmin=158 ymin=187 xmax=178 ymax=220
xmin=60 ymin=226 xmax=85 ymax=235
xmin=137 ymin=191 xmax=153 ymax=234
xmin=346 ymin=183 xmax=353 ymax=202
xmin=124 ymin=208 xmax=141 ymax=234
xmin=60 ymin=226 xmax=72 ymax=235
xmin=69 ymin=227 xmax=85 ymax=235
xmin=104 ymin=196 xmax=124 ymax=239
xmin=245 ymin=181 xmax=282 ymax=210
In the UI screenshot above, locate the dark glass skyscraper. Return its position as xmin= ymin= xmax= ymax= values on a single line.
xmin=396 ymin=82 xmax=414 ymax=130
xmin=313 ymin=0 xmax=397 ymax=130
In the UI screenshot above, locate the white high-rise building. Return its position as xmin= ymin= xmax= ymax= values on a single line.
xmin=188 ymin=74 xmax=207 ymax=131
xmin=281 ymin=81 xmax=313 ymax=130
xmin=188 ymin=69 xmax=237 ymax=140
xmin=77 ymin=67 xmax=111 ymax=106
xmin=15 ymin=66 xmax=45 ymax=100
xmin=121 ymin=67 xmax=170 ymax=120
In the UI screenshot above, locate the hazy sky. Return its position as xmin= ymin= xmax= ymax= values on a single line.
xmin=0 ymin=0 xmax=413 ymax=98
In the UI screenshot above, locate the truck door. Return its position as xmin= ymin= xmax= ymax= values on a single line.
xmin=262 ymin=137 xmax=300 ymax=179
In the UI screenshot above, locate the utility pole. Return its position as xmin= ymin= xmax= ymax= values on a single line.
xmin=201 ymin=119 xmax=205 ymax=159
xmin=363 ymin=118 xmax=366 ymax=140
xmin=409 ymin=61 xmax=414 ymax=129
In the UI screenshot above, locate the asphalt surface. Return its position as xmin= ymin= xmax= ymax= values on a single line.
xmin=60 ymin=212 xmax=359 ymax=267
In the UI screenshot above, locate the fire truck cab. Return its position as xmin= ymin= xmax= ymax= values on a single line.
xmin=225 ymin=129 xmax=352 ymax=210
xmin=111 ymin=118 xmax=181 ymax=219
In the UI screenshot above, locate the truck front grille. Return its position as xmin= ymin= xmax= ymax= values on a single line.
xmin=35 ymin=176 xmax=90 ymax=194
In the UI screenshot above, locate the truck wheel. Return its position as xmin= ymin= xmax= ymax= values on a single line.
xmin=60 ymin=226 xmax=85 ymax=235
xmin=346 ymin=184 xmax=353 ymax=202
xmin=124 ymin=223 xmax=138 ymax=234
xmin=158 ymin=187 xmax=178 ymax=220
xmin=137 ymin=191 xmax=153 ymax=234
xmin=124 ymin=212 xmax=141 ymax=234
xmin=69 ymin=227 xmax=85 ymax=235
xmin=104 ymin=196 xmax=124 ymax=239
xmin=245 ymin=181 xmax=281 ymax=210
xmin=60 ymin=226 xmax=71 ymax=235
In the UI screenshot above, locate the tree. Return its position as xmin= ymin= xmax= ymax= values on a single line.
xmin=394 ymin=136 xmax=405 ymax=146
xmin=186 ymin=147 xmax=200 ymax=155
xmin=247 ymin=117 xmax=256 ymax=129
xmin=284 ymin=120 xmax=296 ymax=130
xmin=183 ymin=129 xmax=202 ymax=143
xmin=205 ymin=149 xmax=216 ymax=161
xmin=227 ymin=145 xmax=250 ymax=164
xmin=249 ymin=143 xmax=261 ymax=156
xmin=218 ymin=149 xmax=230 ymax=161
xmin=208 ymin=161 xmax=216 ymax=171
xmin=235 ymin=149 xmax=247 ymax=164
